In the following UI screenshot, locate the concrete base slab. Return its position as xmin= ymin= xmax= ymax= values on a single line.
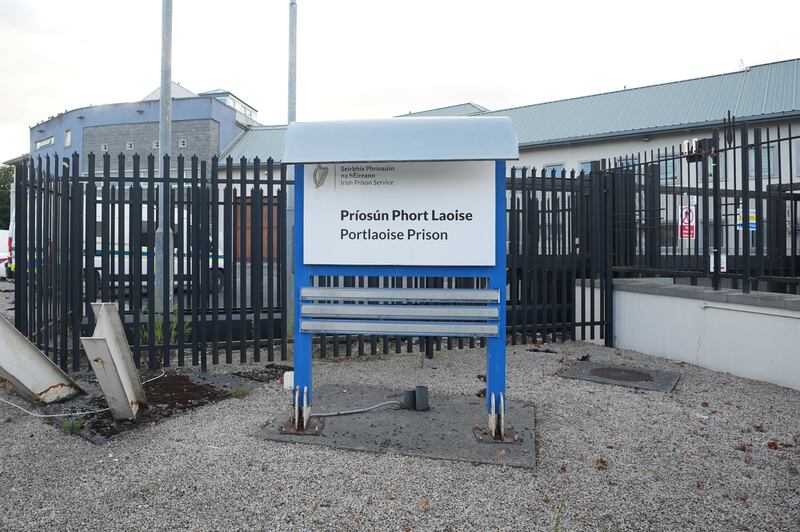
xmin=564 ymin=362 xmax=680 ymax=392
xmin=257 ymin=384 xmax=536 ymax=468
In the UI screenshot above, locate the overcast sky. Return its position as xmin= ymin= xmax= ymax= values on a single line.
xmin=1 ymin=0 xmax=799 ymax=163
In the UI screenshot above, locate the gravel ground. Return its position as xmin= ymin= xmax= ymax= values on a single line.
xmin=0 ymin=278 xmax=14 ymax=323
xmin=1 ymin=340 xmax=799 ymax=531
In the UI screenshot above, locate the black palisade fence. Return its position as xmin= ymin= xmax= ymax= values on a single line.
xmin=605 ymin=117 xmax=800 ymax=295
xmin=14 ymin=153 xmax=290 ymax=371
xmin=14 ymin=152 xmax=618 ymax=372
xmin=505 ymin=165 xmax=614 ymax=347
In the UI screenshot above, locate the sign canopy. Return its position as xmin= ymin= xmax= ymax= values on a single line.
xmin=282 ymin=117 xmax=519 ymax=163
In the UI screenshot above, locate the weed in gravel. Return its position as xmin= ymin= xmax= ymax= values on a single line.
xmin=553 ymin=483 xmax=571 ymax=532
xmin=232 ymin=387 xmax=250 ymax=399
xmin=60 ymin=417 xmax=85 ymax=435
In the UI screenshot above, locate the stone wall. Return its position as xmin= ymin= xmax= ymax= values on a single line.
xmin=82 ymin=119 xmax=220 ymax=171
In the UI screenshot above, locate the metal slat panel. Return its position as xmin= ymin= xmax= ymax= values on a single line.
xmin=300 ymin=287 xmax=500 ymax=303
xmin=301 ymin=304 xmax=498 ymax=320
xmin=300 ymin=319 xmax=498 ymax=337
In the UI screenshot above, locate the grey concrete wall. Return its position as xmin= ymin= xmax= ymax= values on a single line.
xmin=82 ymin=119 xmax=219 ymax=171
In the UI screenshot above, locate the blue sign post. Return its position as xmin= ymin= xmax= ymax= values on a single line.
xmin=283 ymin=117 xmax=518 ymax=437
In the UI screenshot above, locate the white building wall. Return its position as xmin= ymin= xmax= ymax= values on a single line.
xmin=515 ymin=119 xmax=800 ymax=259
xmin=514 ymin=120 xmax=800 ymax=184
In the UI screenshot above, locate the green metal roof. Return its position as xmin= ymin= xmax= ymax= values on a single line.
xmin=223 ymin=58 xmax=800 ymax=159
xmin=480 ymin=58 xmax=800 ymax=147
xmin=222 ymin=125 xmax=286 ymax=162
xmin=398 ymin=102 xmax=489 ymax=118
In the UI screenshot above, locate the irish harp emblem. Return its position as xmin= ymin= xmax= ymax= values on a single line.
xmin=313 ymin=164 xmax=329 ymax=188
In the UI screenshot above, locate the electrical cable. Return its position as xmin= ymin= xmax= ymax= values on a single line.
xmin=310 ymin=400 xmax=403 ymax=418
xmin=0 ymin=396 xmax=110 ymax=418
xmin=141 ymin=369 xmax=166 ymax=385
xmin=0 ymin=370 xmax=165 ymax=419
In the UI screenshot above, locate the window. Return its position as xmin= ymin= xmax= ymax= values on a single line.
xmin=544 ymin=163 xmax=564 ymax=177
xmin=100 ymin=143 xmax=108 ymax=152
xmin=748 ymin=145 xmax=777 ymax=178
xmin=125 ymin=141 xmax=135 ymax=151
xmin=152 ymin=140 xmax=159 ymax=150
xmin=795 ymin=141 xmax=800 ymax=177
xmin=35 ymin=136 xmax=54 ymax=150
xmin=659 ymin=158 xmax=677 ymax=181
xmin=580 ymin=162 xmax=593 ymax=175
xmin=178 ymin=138 xmax=187 ymax=148
xmin=510 ymin=167 xmax=529 ymax=178
xmin=614 ymin=154 xmax=640 ymax=170
xmin=659 ymin=221 xmax=678 ymax=249
xmin=64 ymin=130 xmax=72 ymax=148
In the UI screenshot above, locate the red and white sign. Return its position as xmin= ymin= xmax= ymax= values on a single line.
xmin=710 ymin=252 xmax=727 ymax=273
xmin=679 ymin=206 xmax=695 ymax=239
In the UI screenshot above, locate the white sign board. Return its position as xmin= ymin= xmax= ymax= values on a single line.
xmin=679 ymin=205 xmax=695 ymax=239
xmin=709 ymin=251 xmax=727 ymax=273
xmin=303 ymin=161 xmax=495 ymax=266
xmin=736 ymin=208 xmax=757 ymax=231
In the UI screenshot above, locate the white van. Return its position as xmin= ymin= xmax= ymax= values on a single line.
xmin=88 ymin=191 xmax=227 ymax=295
xmin=2 ymin=212 xmax=13 ymax=279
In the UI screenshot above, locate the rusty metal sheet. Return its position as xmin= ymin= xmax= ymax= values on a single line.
xmin=80 ymin=303 xmax=148 ymax=420
xmin=0 ymin=316 xmax=83 ymax=403
xmin=82 ymin=338 xmax=142 ymax=420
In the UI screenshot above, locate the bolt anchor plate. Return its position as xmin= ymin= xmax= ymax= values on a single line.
xmin=280 ymin=416 xmax=325 ymax=436
xmin=473 ymin=424 xmax=521 ymax=444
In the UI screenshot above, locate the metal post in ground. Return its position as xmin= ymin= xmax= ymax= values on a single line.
xmin=288 ymin=0 xmax=297 ymax=124
xmin=285 ymin=0 xmax=298 ymax=341
xmin=155 ymin=0 xmax=173 ymax=313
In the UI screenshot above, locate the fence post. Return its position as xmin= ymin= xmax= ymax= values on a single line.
xmin=740 ymin=123 xmax=751 ymax=293
xmin=59 ymin=157 xmax=70 ymax=370
xmin=711 ymin=130 xmax=722 ymax=290
xmin=70 ymin=152 xmax=82 ymax=370
xmin=279 ymin=163 xmax=289 ymax=360
xmin=753 ymin=128 xmax=764 ymax=286
xmin=509 ymin=166 xmax=517 ymax=345
xmin=29 ymin=158 xmax=37 ymax=343
xmin=85 ymin=154 xmax=96 ymax=332
xmin=603 ymin=170 xmax=614 ymax=347
xmin=161 ymin=154 xmax=172 ymax=368
xmin=644 ymin=163 xmax=660 ymax=270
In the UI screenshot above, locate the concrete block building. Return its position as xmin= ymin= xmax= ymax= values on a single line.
xmin=28 ymin=82 xmax=260 ymax=174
